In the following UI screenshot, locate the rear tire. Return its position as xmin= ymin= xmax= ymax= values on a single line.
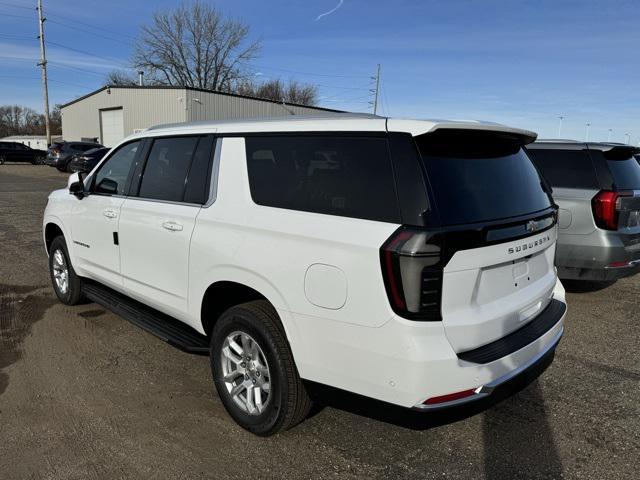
xmin=210 ymin=300 xmax=312 ymax=436
xmin=48 ymin=236 xmax=83 ymax=305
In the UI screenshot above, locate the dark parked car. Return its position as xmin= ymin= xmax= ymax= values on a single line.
xmin=46 ymin=141 xmax=104 ymax=172
xmin=68 ymin=147 xmax=110 ymax=173
xmin=526 ymin=141 xmax=640 ymax=283
xmin=0 ymin=141 xmax=47 ymax=165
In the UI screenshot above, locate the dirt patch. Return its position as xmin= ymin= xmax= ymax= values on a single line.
xmin=0 ymin=284 xmax=56 ymax=396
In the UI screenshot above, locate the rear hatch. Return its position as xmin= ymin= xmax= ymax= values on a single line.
xmin=415 ymin=129 xmax=558 ymax=353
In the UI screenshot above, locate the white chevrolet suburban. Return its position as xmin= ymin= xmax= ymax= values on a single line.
xmin=43 ymin=115 xmax=567 ymax=436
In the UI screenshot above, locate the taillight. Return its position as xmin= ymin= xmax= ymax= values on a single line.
xmin=380 ymin=227 xmax=443 ymax=320
xmin=592 ymin=190 xmax=632 ymax=230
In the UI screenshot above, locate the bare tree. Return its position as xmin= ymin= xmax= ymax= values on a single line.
xmin=132 ymin=1 xmax=260 ymax=90
xmin=236 ymin=79 xmax=319 ymax=106
xmin=0 ymin=104 xmax=62 ymax=137
xmin=106 ymin=70 xmax=139 ymax=86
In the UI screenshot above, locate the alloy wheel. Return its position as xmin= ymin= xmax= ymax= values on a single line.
xmin=52 ymin=249 xmax=69 ymax=295
xmin=220 ymin=331 xmax=271 ymax=415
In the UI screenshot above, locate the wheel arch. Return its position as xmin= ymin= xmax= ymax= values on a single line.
xmin=198 ymin=269 xmax=296 ymax=344
xmin=44 ymin=221 xmax=65 ymax=254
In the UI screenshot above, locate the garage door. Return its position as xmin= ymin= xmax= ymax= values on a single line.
xmin=100 ymin=108 xmax=124 ymax=147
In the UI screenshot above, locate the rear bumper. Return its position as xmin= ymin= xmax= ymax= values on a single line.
xmin=45 ymin=156 xmax=64 ymax=167
xmin=291 ymin=280 xmax=567 ymax=410
xmin=413 ymin=326 xmax=562 ymax=410
xmin=556 ymin=229 xmax=640 ymax=280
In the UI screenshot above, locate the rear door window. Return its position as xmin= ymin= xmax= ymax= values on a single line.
xmin=137 ymin=137 xmax=199 ymax=202
xmin=245 ymin=135 xmax=400 ymax=223
xmin=526 ymin=149 xmax=599 ymax=189
xmin=415 ymin=130 xmax=551 ymax=226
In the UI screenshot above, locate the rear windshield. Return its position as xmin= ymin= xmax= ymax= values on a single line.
xmin=415 ymin=130 xmax=551 ymax=226
xmin=526 ymin=149 xmax=599 ymax=189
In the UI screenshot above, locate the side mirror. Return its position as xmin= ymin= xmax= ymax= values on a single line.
xmin=95 ymin=178 xmax=118 ymax=195
xmin=68 ymin=172 xmax=86 ymax=199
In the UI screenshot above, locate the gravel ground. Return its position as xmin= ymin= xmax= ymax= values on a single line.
xmin=1 ymin=164 xmax=638 ymax=479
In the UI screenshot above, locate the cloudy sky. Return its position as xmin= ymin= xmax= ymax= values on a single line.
xmin=0 ymin=0 xmax=638 ymax=143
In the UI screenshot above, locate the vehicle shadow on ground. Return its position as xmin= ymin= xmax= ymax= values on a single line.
xmin=482 ymin=382 xmax=563 ymax=478
xmin=306 ymin=352 xmax=563 ymax=478
xmin=562 ymin=279 xmax=616 ymax=293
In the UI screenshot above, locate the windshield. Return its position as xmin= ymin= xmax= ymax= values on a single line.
xmin=415 ymin=130 xmax=552 ymax=226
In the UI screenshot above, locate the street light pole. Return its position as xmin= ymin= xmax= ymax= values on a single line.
xmin=625 ymin=133 xmax=631 ymax=145
xmin=607 ymin=129 xmax=612 ymax=142
xmin=585 ymin=122 xmax=591 ymax=142
xmin=557 ymin=116 xmax=564 ymax=138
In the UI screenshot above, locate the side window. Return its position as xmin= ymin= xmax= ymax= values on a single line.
xmin=15 ymin=143 xmax=27 ymax=150
xmin=137 ymin=136 xmax=200 ymax=202
xmin=245 ymin=135 xmax=400 ymax=223
xmin=184 ymin=136 xmax=216 ymax=204
xmin=527 ymin=149 xmax=599 ymax=189
xmin=93 ymin=141 xmax=141 ymax=195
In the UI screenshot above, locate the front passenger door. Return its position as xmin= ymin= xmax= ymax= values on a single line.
xmin=70 ymin=140 xmax=142 ymax=288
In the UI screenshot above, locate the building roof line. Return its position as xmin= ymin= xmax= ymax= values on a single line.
xmin=59 ymin=85 xmax=345 ymax=113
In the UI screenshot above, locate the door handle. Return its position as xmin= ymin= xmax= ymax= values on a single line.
xmin=162 ymin=221 xmax=183 ymax=232
xmin=103 ymin=209 xmax=118 ymax=219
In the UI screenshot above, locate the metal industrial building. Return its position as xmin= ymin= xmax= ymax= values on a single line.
xmin=60 ymin=85 xmax=342 ymax=147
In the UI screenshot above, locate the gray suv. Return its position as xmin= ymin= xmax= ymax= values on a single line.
xmin=526 ymin=141 xmax=640 ymax=282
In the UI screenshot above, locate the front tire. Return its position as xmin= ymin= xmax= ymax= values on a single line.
xmin=0 ymin=155 xmax=5 ymax=165
xmin=32 ymin=156 xmax=45 ymax=165
xmin=210 ymin=300 xmax=312 ymax=436
xmin=48 ymin=236 xmax=83 ymax=305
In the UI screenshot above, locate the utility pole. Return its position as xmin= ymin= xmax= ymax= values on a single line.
xmin=557 ymin=115 xmax=564 ymax=138
xmin=37 ymin=0 xmax=51 ymax=146
xmin=371 ymin=63 xmax=381 ymax=115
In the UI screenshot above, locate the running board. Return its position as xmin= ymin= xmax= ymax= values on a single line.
xmin=82 ymin=280 xmax=210 ymax=355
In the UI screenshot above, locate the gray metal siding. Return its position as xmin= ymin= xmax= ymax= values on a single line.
xmin=61 ymin=87 xmax=339 ymax=143
xmin=185 ymin=89 xmax=338 ymax=121
xmin=61 ymin=89 xmax=188 ymax=142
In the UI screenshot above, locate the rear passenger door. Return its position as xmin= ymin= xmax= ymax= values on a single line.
xmin=118 ymin=135 xmax=216 ymax=318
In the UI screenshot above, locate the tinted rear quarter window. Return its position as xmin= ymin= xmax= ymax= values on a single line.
xmin=245 ymin=135 xmax=400 ymax=223
xmin=527 ymin=149 xmax=599 ymax=189
xmin=416 ymin=130 xmax=551 ymax=226
xmin=589 ymin=149 xmax=640 ymax=190
xmin=138 ymin=136 xmax=200 ymax=202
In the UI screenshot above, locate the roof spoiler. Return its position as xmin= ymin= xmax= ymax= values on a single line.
xmin=429 ymin=123 xmax=538 ymax=145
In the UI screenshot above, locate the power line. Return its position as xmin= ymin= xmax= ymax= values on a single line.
xmin=45 ymin=11 xmax=138 ymax=41
xmin=0 ymin=1 xmax=34 ymax=10
xmin=48 ymin=61 xmax=110 ymax=79
xmin=46 ymin=40 xmax=129 ymax=67
xmin=250 ymin=62 xmax=371 ymax=79
xmin=46 ymin=18 xmax=132 ymax=46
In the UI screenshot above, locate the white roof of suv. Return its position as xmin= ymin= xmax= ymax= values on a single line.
xmin=139 ymin=114 xmax=537 ymax=143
